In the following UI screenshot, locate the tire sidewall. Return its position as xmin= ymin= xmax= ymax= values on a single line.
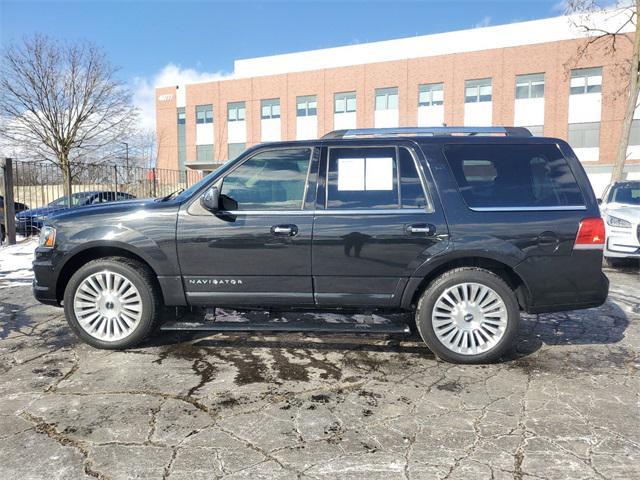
xmin=63 ymin=259 xmax=156 ymax=349
xmin=416 ymin=269 xmax=520 ymax=364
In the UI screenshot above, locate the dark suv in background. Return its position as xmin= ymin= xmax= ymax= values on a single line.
xmin=16 ymin=190 xmax=136 ymax=235
xmin=32 ymin=127 xmax=608 ymax=364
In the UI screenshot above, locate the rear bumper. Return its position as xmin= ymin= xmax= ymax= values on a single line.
xmin=514 ymin=252 xmax=609 ymax=314
xmin=525 ymin=272 xmax=609 ymax=314
xmin=604 ymin=229 xmax=640 ymax=258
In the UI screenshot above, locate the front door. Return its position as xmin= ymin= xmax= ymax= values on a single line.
xmin=176 ymin=146 xmax=317 ymax=307
xmin=312 ymin=142 xmax=449 ymax=307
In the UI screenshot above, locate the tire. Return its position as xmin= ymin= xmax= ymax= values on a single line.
xmin=63 ymin=257 xmax=161 ymax=349
xmin=415 ymin=267 xmax=520 ymax=364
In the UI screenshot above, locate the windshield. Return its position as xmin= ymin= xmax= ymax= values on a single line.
xmin=608 ymin=183 xmax=640 ymax=206
xmin=49 ymin=192 xmax=93 ymax=207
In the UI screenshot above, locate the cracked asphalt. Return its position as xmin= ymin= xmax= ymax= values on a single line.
xmin=0 ymin=266 xmax=639 ymax=480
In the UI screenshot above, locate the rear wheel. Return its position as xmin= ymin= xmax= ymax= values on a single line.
xmin=415 ymin=267 xmax=520 ymax=364
xmin=63 ymin=257 xmax=160 ymax=349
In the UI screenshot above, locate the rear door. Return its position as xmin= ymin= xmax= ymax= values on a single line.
xmin=311 ymin=141 xmax=449 ymax=307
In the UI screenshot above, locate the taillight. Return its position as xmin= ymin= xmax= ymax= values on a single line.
xmin=574 ymin=217 xmax=605 ymax=250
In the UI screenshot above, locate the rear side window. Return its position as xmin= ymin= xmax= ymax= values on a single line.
xmin=326 ymin=146 xmax=429 ymax=209
xmin=443 ymin=144 xmax=585 ymax=209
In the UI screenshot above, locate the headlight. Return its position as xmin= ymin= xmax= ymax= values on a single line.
xmin=606 ymin=216 xmax=632 ymax=228
xmin=39 ymin=226 xmax=56 ymax=248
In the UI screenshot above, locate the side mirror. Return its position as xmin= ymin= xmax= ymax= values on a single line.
xmin=200 ymin=186 xmax=220 ymax=211
xmin=597 ymin=198 xmax=603 ymax=205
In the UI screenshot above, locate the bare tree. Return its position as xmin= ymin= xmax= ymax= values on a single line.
xmin=565 ymin=1 xmax=639 ymax=182
xmin=0 ymin=35 xmax=138 ymax=201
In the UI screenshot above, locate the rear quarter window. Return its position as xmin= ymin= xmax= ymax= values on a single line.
xmin=443 ymin=143 xmax=585 ymax=209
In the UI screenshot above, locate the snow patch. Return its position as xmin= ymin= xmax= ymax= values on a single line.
xmin=0 ymin=239 xmax=36 ymax=289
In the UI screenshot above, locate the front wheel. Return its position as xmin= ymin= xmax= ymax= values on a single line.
xmin=415 ymin=267 xmax=520 ymax=364
xmin=63 ymin=257 xmax=160 ymax=349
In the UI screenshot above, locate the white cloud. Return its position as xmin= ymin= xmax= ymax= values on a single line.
xmin=474 ymin=16 xmax=492 ymax=28
xmin=131 ymin=63 xmax=231 ymax=131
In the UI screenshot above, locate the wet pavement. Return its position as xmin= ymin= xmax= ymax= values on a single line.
xmin=0 ymin=267 xmax=638 ymax=479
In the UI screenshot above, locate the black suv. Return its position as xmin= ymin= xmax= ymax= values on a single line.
xmin=32 ymin=127 xmax=609 ymax=363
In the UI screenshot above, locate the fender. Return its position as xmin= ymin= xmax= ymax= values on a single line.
xmin=400 ymin=235 xmax=532 ymax=309
xmin=51 ymin=222 xmax=186 ymax=306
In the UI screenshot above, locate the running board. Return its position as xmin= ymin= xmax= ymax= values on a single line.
xmin=159 ymin=320 xmax=411 ymax=334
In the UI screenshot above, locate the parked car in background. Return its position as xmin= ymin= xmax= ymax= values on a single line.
xmin=599 ymin=180 xmax=640 ymax=266
xmin=16 ymin=191 xmax=136 ymax=235
xmin=1 ymin=195 xmax=29 ymax=241
xmin=32 ymin=127 xmax=609 ymax=364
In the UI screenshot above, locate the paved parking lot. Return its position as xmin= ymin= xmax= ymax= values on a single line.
xmin=0 ymin=265 xmax=638 ymax=479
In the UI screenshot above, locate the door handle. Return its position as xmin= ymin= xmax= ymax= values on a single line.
xmin=271 ymin=224 xmax=298 ymax=236
xmin=406 ymin=224 xmax=436 ymax=236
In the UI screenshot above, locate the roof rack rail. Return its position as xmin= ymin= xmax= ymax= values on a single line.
xmin=321 ymin=126 xmax=532 ymax=139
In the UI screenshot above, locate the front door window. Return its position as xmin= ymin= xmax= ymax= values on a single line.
xmin=220 ymin=148 xmax=311 ymax=210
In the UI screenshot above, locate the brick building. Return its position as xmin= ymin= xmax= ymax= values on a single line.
xmin=155 ymin=10 xmax=639 ymax=195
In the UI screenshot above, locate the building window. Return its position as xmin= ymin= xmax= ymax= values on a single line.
xmin=570 ymin=67 xmax=602 ymax=95
xmin=297 ymin=95 xmax=317 ymax=117
xmin=516 ymin=73 xmax=545 ymax=99
xmin=335 ymin=92 xmax=356 ymax=113
xmin=465 ymin=79 xmax=492 ymax=103
xmin=261 ymin=99 xmax=280 ymax=119
xmin=177 ymin=108 xmax=186 ymax=125
xmin=197 ymin=144 xmax=213 ymax=162
xmin=375 ymin=87 xmax=398 ymax=110
xmin=418 ymin=83 xmax=444 ymax=107
xmin=228 ymin=102 xmax=246 ymax=122
xmin=196 ymin=104 xmax=213 ymax=124
xmin=629 ymin=119 xmax=640 ymax=146
xmin=568 ymin=122 xmax=600 ymax=148
xmin=228 ymin=143 xmax=246 ymax=160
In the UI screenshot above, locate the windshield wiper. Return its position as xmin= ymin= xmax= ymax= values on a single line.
xmin=158 ymin=189 xmax=184 ymax=202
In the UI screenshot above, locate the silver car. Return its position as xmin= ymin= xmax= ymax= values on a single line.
xmin=600 ymin=181 xmax=640 ymax=266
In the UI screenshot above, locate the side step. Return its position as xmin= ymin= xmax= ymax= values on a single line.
xmin=159 ymin=320 xmax=411 ymax=334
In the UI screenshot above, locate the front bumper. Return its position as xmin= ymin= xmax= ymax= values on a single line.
xmin=604 ymin=225 xmax=640 ymax=258
xmin=32 ymin=248 xmax=61 ymax=306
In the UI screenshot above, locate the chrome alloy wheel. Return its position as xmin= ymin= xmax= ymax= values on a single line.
xmin=73 ymin=270 xmax=143 ymax=341
xmin=431 ymin=282 xmax=508 ymax=355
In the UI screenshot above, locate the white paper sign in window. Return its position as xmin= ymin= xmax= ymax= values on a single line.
xmin=338 ymin=158 xmax=365 ymax=191
xmin=337 ymin=157 xmax=393 ymax=191
xmin=365 ymin=157 xmax=393 ymax=190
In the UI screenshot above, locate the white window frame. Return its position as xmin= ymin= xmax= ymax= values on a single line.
xmin=334 ymin=92 xmax=356 ymax=114
xmin=570 ymin=67 xmax=603 ymax=95
xmin=261 ymin=98 xmax=280 ymax=120
xmin=465 ymin=78 xmax=492 ymax=103
xmin=418 ymin=83 xmax=444 ymax=107
xmin=515 ymin=73 xmax=545 ymax=99
xmin=375 ymin=87 xmax=399 ymax=111
xmin=296 ymin=95 xmax=317 ymax=117
xmin=227 ymin=102 xmax=246 ymax=122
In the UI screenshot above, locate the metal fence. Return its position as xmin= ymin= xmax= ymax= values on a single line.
xmin=1 ymin=158 xmax=202 ymax=244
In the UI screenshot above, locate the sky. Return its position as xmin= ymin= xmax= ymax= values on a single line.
xmin=1 ymin=0 xmax=571 ymax=130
